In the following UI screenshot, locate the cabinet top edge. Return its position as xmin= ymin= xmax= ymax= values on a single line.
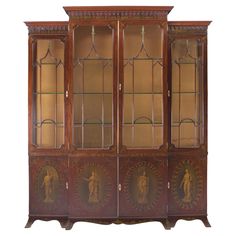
xmin=168 ymin=21 xmax=212 ymax=26
xmin=63 ymin=6 xmax=174 ymax=12
xmin=25 ymin=21 xmax=68 ymax=35
xmin=63 ymin=6 xmax=173 ymax=18
xmin=24 ymin=21 xmax=68 ymax=26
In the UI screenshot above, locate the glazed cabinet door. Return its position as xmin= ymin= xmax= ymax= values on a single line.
xmin=71 ymin=22 xmax=117 ymax=152
xmin=168 ymin=27 xmax=207 ymax=149
xmin=29 ymin=156 xmax=68 ymax=216
xmin=119 ymin=157 xmax=167 ymax=218
xmin=119 ymin=21 xmax=168 ymax=152
xmin=69 ymin=156 xmax=117 ymax=218
xmin=29 ymin=36 xmax=67 ymax=152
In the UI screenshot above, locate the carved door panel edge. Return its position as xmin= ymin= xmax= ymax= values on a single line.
xmin=68 ymin=156 xmax=117 ymax=218
xmin=29 ymin=156 xmax=68 ymax=216
xmin=119 ymin=156 xmax=167 ymax=218
xmin=168 ymin=157 xmax=207 ymax=215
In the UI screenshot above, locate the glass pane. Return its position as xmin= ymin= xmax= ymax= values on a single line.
xmin=73 ymin=95 xmax=82 ymax=124
xmin=123 ymin=94 xmax=132 ymax=123
xmin=171 ymin=39 xmax=203 ymax=148
xmin=73 ymin=126 xmax=82 ymax=148
xmin=41 ymin=123 xmax=55 ymax=147
xmin=34 ymin=123 xmax=64 ymax=149
xmin=32 ymin=39 xmax=64 ymax=148
xmin=171 ymin=123 xmax=200 ymax=148
xmin=134 ymin=94 xmax=152 ymax=122
xmin=84 ymin=60 xmax=103 ymax=93
xmin=134 ymin=124 xmax=152 ymax=147
xmin=73 ymin=25 xmax=113 ymax=148
xmin=134 ymin=60 xmax=152 ymax=93
xmin=123 ymin=24 xmax=163 ymax=148
xmin=84 ymin=94 xmax=102 ymax=123
xmin=104 ymin=126 xmax=112 ymax=147
xmin=84 ymin=125 xmax=102 ymax=148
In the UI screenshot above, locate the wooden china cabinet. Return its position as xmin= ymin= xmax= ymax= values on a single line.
xmin=25 ymin=6 xmax=211 ymax=229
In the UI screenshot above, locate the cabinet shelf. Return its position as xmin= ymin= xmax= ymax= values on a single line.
xmin=73 ymin=122 xmax=112 ymax=125
xmin=123 ymin=122 xmax=163 ymax=125
xmin=124 ymin=57 xmax=163 ymax=61
xmin=172 ymin=91 xmax=200 ymax=94
xmin=75 ymin=58 xmax=112 ymax=61
xmin=33 ymin=121 xmax=64 ymax=127
xmin=123 ymin=92 xmax=163 ymax=95
xmin=173 ymin=59 xmax=200 ymax=65
xmin=172 ymin=120 xmax=201 ymax=127
xmin=33 ymin=92 xmax=64 ymax=95
xmin=73 ymin=92 xmax=112 ymax=95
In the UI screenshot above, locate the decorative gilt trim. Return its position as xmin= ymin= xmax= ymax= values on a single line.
xmin=25 ymin=22 xmax=68 ymax=35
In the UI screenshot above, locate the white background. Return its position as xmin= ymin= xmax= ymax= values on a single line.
xmin=0 ymin=0 xmax=235 ymax=235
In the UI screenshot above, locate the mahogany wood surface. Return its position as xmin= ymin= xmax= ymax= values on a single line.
xmin=25 ymin=6 xmax=211 ymax=229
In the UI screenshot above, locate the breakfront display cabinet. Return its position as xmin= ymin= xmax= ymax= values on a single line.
xmin=25 ymin=6 xmax=211 ymax=229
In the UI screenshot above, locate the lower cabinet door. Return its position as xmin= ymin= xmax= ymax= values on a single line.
xmin=29 ymin=156 xmax=68 ymax=216
xmin=119 ymin=157 xmax=167 ymax=218
xmin=69 ymin=156 xmax=117 ymax=218
xmin=168 ymin=157 xmax=207 ymax=216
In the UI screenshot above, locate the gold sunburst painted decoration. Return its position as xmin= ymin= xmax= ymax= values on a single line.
xmin=76 ymin=162 xmax=113 ymax=210
xmin=123 ymin=161 xmax=163 ymax=212
xmin=170 ymin=160 xmax=203 ymax=210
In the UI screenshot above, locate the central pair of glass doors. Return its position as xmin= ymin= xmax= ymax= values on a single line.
xmin=72 ymin=21 xmax=165 ymax=150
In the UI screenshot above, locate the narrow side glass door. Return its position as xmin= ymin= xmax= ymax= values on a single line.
xmin=171 ymin=39 xmax=204 ymax=148
xmin=32 ymin=38 xmax=65 ymax=148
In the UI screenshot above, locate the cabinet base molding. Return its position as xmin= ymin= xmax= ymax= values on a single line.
xmin=25 ymin=216 xmax=210 ymax=229
xmin=25 ymin=216 xmax=68 ymax=228
xmin=167 ymin=215 xmax=211 ymax=228
xmin=65 ymin=218 xmax=171 ymax=230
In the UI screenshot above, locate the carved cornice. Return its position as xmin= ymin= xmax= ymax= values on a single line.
xmin=168 ymin=21 xmax=211 ymax=36
xmin=25 ymin=22 xmax=68 ymax=35
xmin=64 ymin=6 xmax=173 ymax=20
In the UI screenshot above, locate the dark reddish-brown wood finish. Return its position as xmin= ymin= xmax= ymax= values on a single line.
xmin=25 ymin=7 xmax=211 ymax=230
xmin=168 ymin=156 xmax=207 ymax=215
xmin=29 ymin=156 xmax=68 ymax=216
xmin=68 ymin=156 xmax=117 ymax=218
xmin=119 ymin=156 xmax=167 ymax=218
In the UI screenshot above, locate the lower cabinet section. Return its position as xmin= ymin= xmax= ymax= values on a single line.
xmin=27 ymin=155 xmax=210 ymax=229
xmin=168 ymin=157 xmax=207 ymax=216
xmin=69 ymin=156 xmax=117 ymax=218
xmin=29 ymin=156 xmax=68 ymax=216
xmin=119 ymin=157 xmax=167 ymax=218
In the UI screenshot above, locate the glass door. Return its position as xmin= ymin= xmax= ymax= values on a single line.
xmin=32 ymin=38 xmax=65 ymax=148
xmin=120 ymin=23 xmax=165 ymax=150
xmin=171 ymin=38 xmax=204 ymax=148
xmin=73 ymin=24 xmax=117 ymax=150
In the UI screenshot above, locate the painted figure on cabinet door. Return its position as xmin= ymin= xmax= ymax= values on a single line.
xmin=137 ymin=171 xmax=149 ymax=204
xmin=84 ymin=170 xmax=99 ymax=203
xmin=179 ymin=168 xmax=192 ymax=203
xmin=40 ymin=166 xmax=59 ymax=203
